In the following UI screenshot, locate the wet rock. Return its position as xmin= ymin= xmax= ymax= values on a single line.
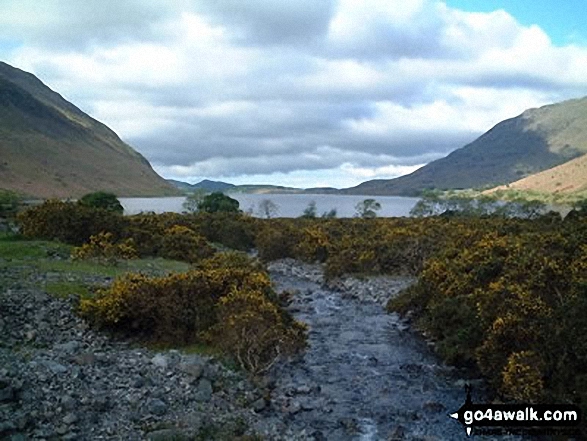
xmin=148 ymin=398 xmax=168 ymax=416
xmin=422 ymin=401 xmax=446 ymax=413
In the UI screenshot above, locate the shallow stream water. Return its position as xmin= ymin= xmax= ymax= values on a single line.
xmin=267 ymin=265 xmax=516 ymax=440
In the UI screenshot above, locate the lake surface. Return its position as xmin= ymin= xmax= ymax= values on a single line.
xmin=119 ymin=194 xmax=420 ymax=218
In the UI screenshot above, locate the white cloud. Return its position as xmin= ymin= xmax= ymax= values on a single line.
xmin=3 ymin=0 xmax=587 ymax=188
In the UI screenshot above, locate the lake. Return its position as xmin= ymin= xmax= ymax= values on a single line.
xmin=119 ymin=194 xmax=420 ymax=218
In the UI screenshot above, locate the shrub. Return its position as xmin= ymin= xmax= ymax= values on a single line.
xmin=255 ymin=221 xmax=301 ymax=261
xmin=71 ymin=232 xmax=137 ymax=264
xmin=501 ymin=351 xmax=544 ymax=402
xmin=81 ymin=267 xmax=273 ymax=342
xmin=210 ymin=288 xmax=307 ymax=373
xmin=78 ymin=191 xmax=124 ymax=214
xmin=0 ymin=189 xmax=20 ymax=219
xmin=198 ymin=192 xmax=240 ymax=213
xmin=17 ymin=200 xmax=124 ymax=245
xmin=161 ymin=225 xmax=214 ymax=263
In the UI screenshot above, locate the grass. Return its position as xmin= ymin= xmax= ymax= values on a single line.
xmin=0 ymin=234 xmax=191 ymax=297
xmin=45 ymin=281 xmax=92 ymax=299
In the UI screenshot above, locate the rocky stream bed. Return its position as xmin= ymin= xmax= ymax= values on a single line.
xmin=0 ymin=259 xmax=520 ymax=440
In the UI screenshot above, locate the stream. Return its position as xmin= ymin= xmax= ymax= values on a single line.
xmin=266 ymin=260 xmax=516 ymax=441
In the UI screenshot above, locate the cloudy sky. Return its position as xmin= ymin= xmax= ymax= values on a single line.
xmin=2 ymin=0 xmax=587 ymax=188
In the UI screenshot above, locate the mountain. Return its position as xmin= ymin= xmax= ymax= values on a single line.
xmin=168 ymin=179 xmax=304 ymax=194
xmin=168 ymin=179 xmax=236 ymax=192
xmin=0 ymin=62 xmax=179 ymax=198
xmin=345 ymin=96 xmax=587 ymax=196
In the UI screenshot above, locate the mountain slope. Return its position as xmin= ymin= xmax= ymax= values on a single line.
xmin=490 ymin=153 xmax=587 ymax=197
xmin=345 ymin=96 xmax=587 ymax=196
xmin=0 ymin=61 xmax=178 ymax=198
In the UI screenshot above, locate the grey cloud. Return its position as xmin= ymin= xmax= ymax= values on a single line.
xmin=0 ymin=0 xmax=179 ymax=49
xmin=195 ymin=0 xmax=336 ymax=46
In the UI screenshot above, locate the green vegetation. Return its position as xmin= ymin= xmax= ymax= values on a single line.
xmin=0 ymin=189 xmax=20 ymax=218
xmin=257 ymin=199 xmax=279 ymax=219
xmin=354 ymin=198 xmax=381 ymax=218
xmin=182 ymin=189 xmax=208 ymax=213
xmin=300 ymin=201 xmax=317 ymax=219
xmin=78 ymin=191 xmax=124 ymax=214
xmin=197 ymin=192 xmax=241 ymax=213
xmin=13 ymin=197 xmax=587 ymax=412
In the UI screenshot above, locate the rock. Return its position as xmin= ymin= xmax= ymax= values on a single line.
xmin=147 ymin=429 xmax=187 ymax=441
xmin=73 ymin=352 xmax=95 ymax=365
xmin=151 ymin=354 xmax=169 ymax=369
xmin=194 ymin=378 xmax=213 ymax=402
xmin=147 ymin=399 xmax=168 ymax=416
xmin=56 ymin=425 xmax=70 ymax=435
xmin=389 ymin=425 xmax=407 ymax=439
xmin=422 ymin=401 xmax=445 ymax=413
xmin=0 ymin=385 xmax=15 ymax=402
xmin=284 ymin=400 xmax=301 ymax=414
xmin=54 ymin=340 xmax=82 ymax=354
xmin=42 ymin=360 xmax=68 ymax=375
xmin=178 ymin=361 xmax=204 ymax=380
xmin=62 ymin=412 xmax=78 ymax=425
xmin=251 ymin=397 xmax=267 ymax=412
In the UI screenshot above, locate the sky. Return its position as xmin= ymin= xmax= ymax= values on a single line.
xmin=1 ymin=1 xmax=587 ymax=189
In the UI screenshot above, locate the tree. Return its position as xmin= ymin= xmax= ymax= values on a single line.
xmin=197 ymin=192 xmax=240 ymax=213
xmin=182 ymin=189 xmax=208 ymax=213
xmin=321 ymin=208 xmax=337 ymax=219
xmin=0 ymin=189 xmax=20 ymax=219
xmin=78 ymin=191 xmax=123 ymax=214
xmin=300 ymin=201 xmax=317 ymax=218
xmin=354 ymin=199 xmax=381 ymax=218
xmin=257 ymin=199 xmax=279 ymax=219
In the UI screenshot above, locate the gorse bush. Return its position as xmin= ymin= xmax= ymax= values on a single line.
xmin=80 ymin=253 xmax=306 ymax=371
xmin=18 ymin=200 xmax=124 ymax=245
xmin=209 ymin=288 xmax=307 ymax=373
xmin=71 ymin=232 xmax=137 ymax=264
xmin=161 ymin=225 xmax=214 ymax=263
xmin=388 ymin=215 xmax=587 ymax=412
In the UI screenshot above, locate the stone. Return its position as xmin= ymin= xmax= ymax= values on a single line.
xmin=423 ymin=401 xmax=445 ymax=413
xmin=151 ymin=354 xmax=168 ymax=369
xmin=42 ymin=360 xmax=68 ymax=375
xmin=194 ymin=379 xmax=213 ymax=402
xmin=251 ymin=398 xmax=267 ymax=412
xmin=54 ymin=340 xmax=82 ymax=354
xmin=178 ymin=361 xmax=204 ymax=379
xmin=63 ymin=413 xmax=78 ymax=425
xmin=73 ymin=352 xmax=95 ymax=365
xmin=147 ymin=429 xmax=187 ymax=441
xmin=147 ymin=399 xmax=168 ymax=416
xmin=0 ymin=385 xmax=15 ymax=402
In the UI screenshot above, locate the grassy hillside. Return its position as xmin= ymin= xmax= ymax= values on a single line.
xmin=0 ymin=62 xmax=179 ymax=198
xmin=487 ymin=153 xmax=587 ymax=203
xmin=345 ymin=96 xmax=587 ymax=196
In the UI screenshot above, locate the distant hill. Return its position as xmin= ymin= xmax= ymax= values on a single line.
xmin=168 ymin=179 xmax=236 ymax=192
xmin=345 ymin=96 xmax=587 ymax=196
xmin=0 ymin=61 xmax=178 ymax=198
xmin=168 ymin=179 xmax=303 ymax=194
